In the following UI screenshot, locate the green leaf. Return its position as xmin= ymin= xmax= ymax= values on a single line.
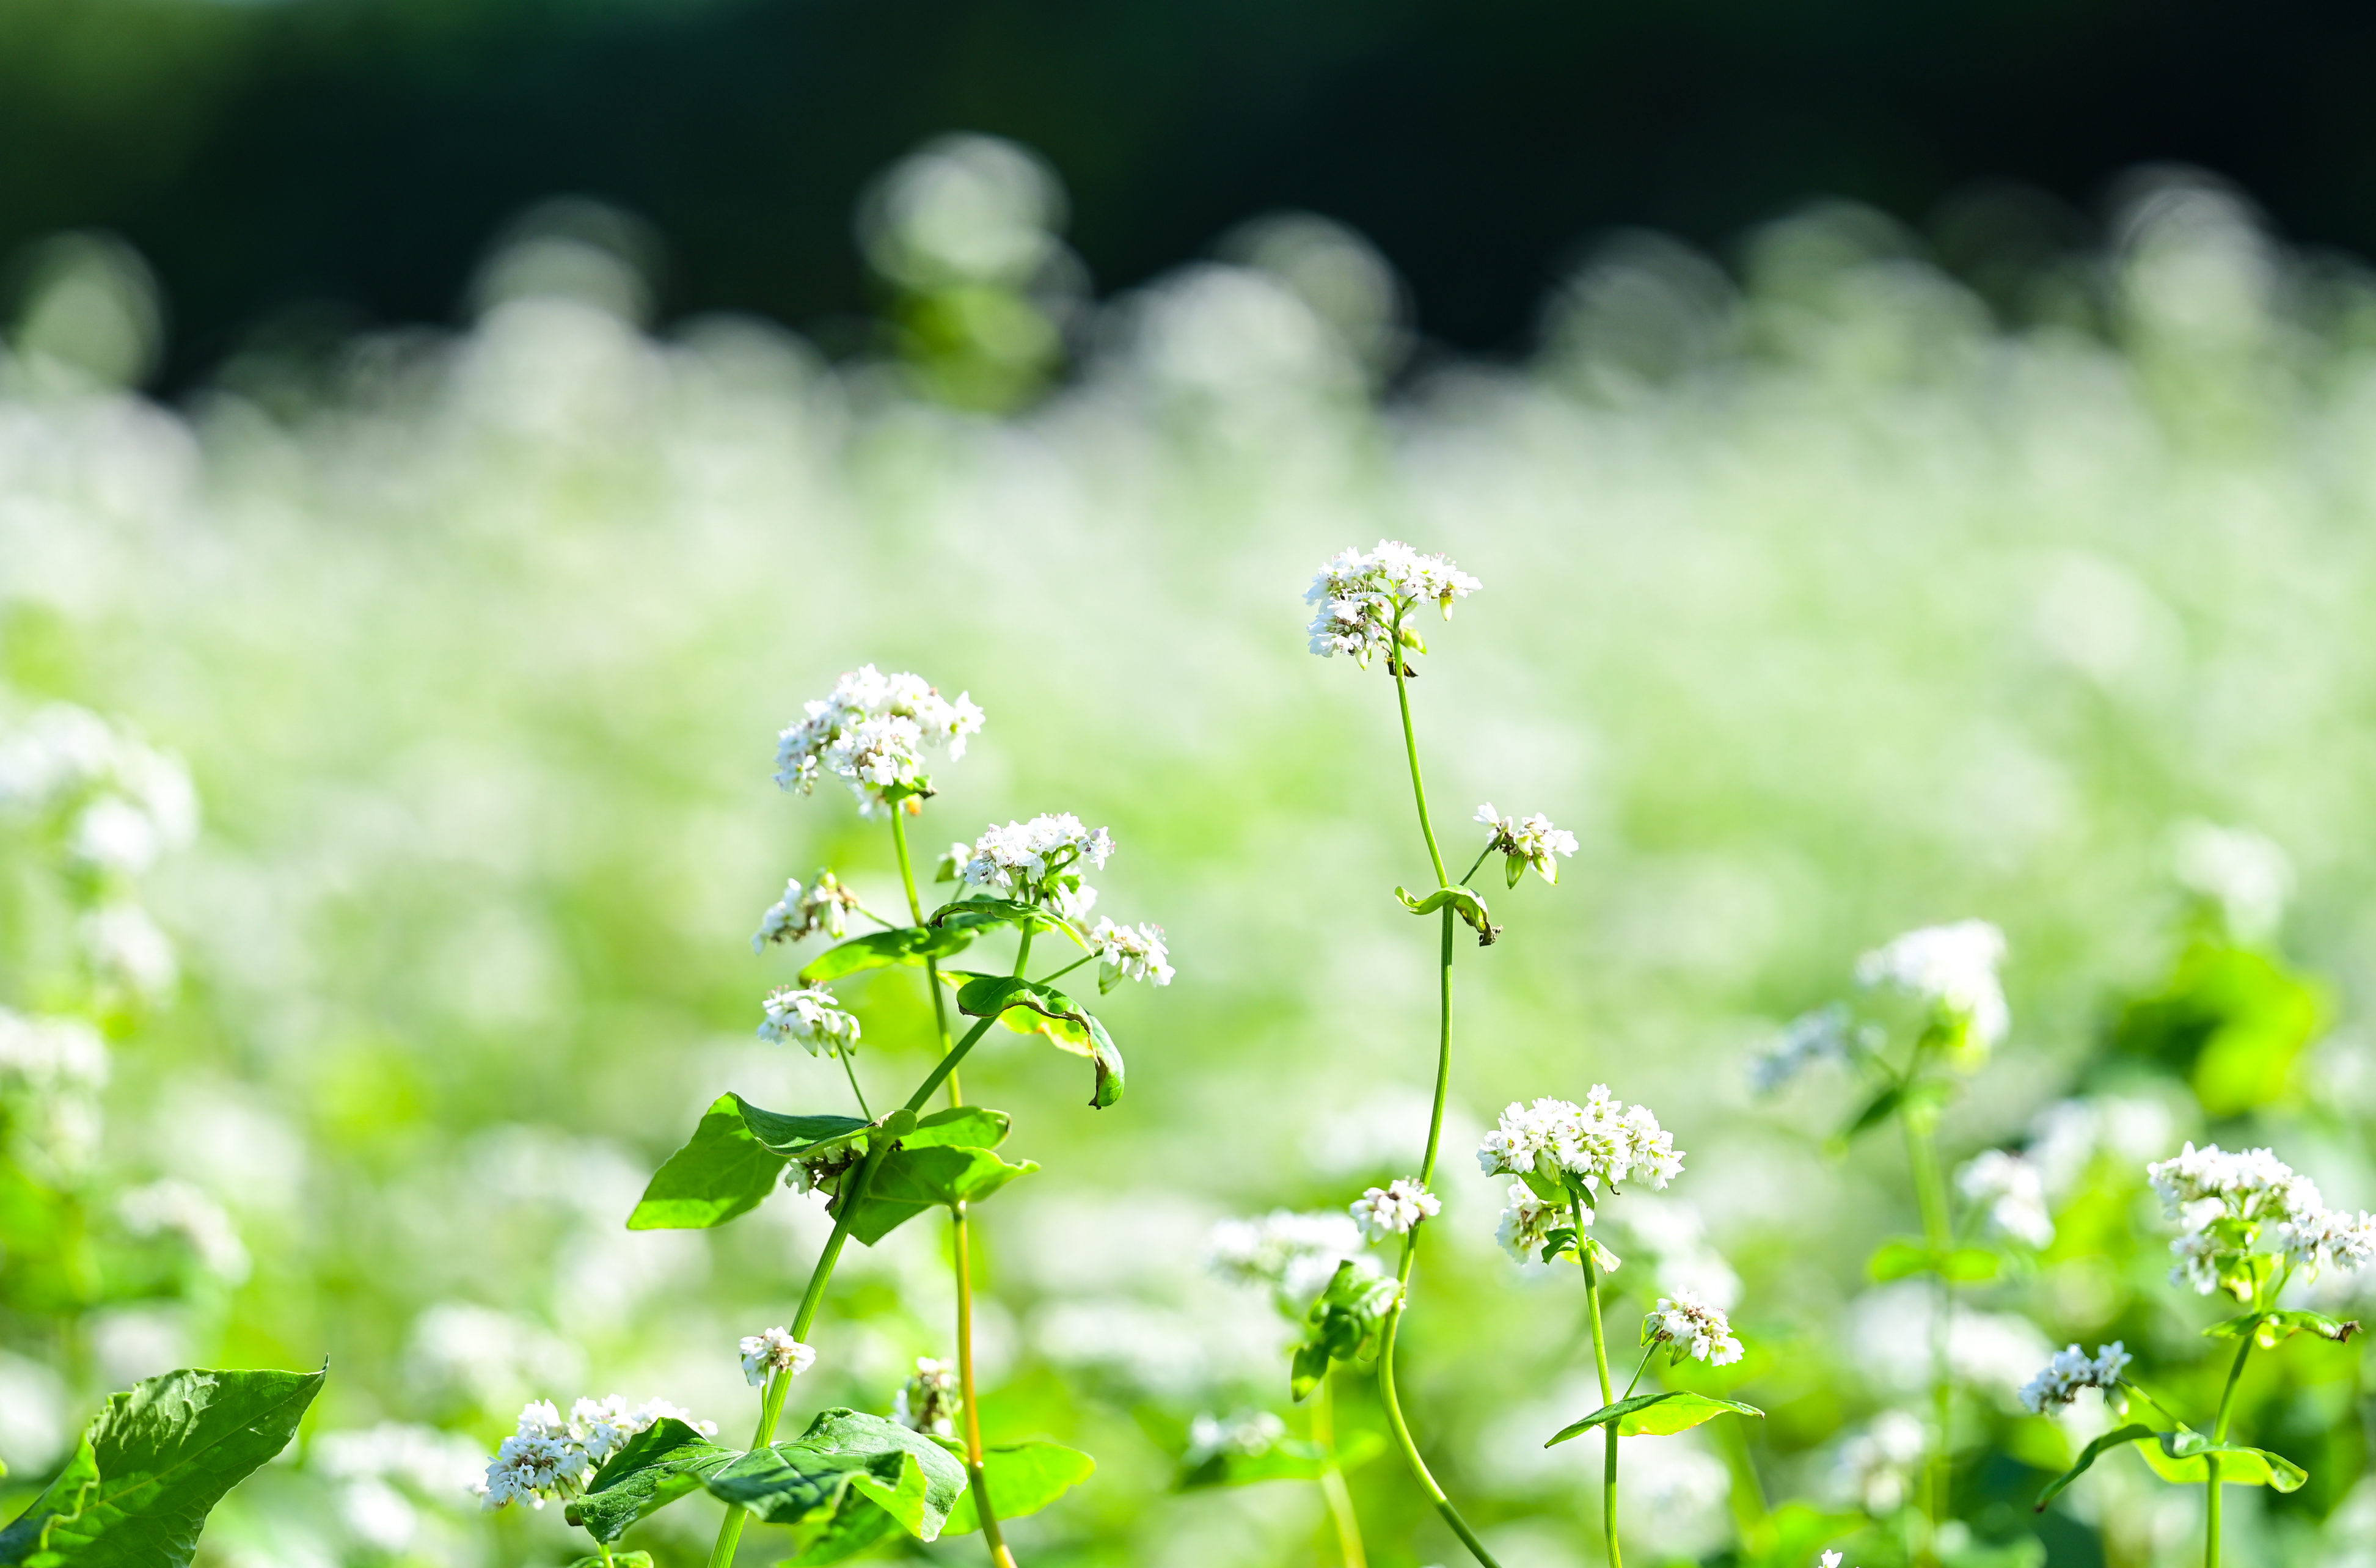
xmin=839 ymin=1145 xmax=1038 ymax=1245
xmin=568 ymin=1420 xmax=737 ymax=1543
xmin=711 ymin=1412 xmax=968 ymax=1543
xmin=626 ymin=1096 xmax=789 ymax=1230
xmin=731 ymin=1097 xmax=873 ymax=1160
xmin=900 ymin=1106 xmax=1011 ymax=1151
xmin=1866 ymin=1239 xmax=1929 ymax=1281
xmin=2033 ymin=1423 xmax=2161 ymax=1510
xmin=1743 ymin=1502 xmax=1866 ymax=1568
xmin=942 ymin=1440 xmax=1095 ymax=1533
xmin=774 ymin=1488 xmax=901 ymax=1567
xmin=2205 ymin=1310 xmax=2361 ymax=1347
xmin=929 ymin=899 xmax=1088 ymax=949
xmin=796 ymin=924 xmax=974 ymax=985
xmin=1 ymin=1366 xmax=325 ymax=1567
xmin=1840 ymin=1084 xmax=1904 ymax=1140
xmin=1391 ymin=884 xmax=1501 ymax=945
xmin=1939 ymin=1246 xmax=2002 ymax=1281
xmin=564 ymin=1555 xmax=654 ymax=1568
xmin=1177 ymin=1431 xmax=1385 ymax=1491
xmin=953 ymin=975 xmax=1126 ymax=1108
xmin=1545 ymin=1391 xmax=1764 ymax=1444
xmin=1290 ymin=1264 xmax=1403 ymax=1401
xmin=2137 ymin=1434 xmax=2308 ymax=1491
xmin=1505 ymin=853 xmax=1526 ymax=890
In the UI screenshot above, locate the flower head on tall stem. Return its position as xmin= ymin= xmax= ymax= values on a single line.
xmin=1088 ymin=917 xmax=1172 ymax=990
xmin=891 ymin=1357 xmax=960 ymax=1438
xmin=1350 ymin=1178 xmax=1440 ymax=1242
xmin=1474 ymin=804 xmax=1577 ymax=886
xmin=2148 ymin=1141 xmax=2375 ymax=1296
xmin=758 ymin=985 xmax=863 ymax=1057
xmin=739 ymin=1327 xmax=818 ymax=1386
xmin=753 ymin=870 xmax=863 ymax=950
xmin=1477 ymin=1089 xmax=1684 ymax=1199
xmin=1642 ymin=1290 xmax=1745 ymax=1366
xmin=961 ymin=812 xmax=1115 ymax=911
xmin=2016 ymin=1342 xmax=2130 ymax=1414
xmin=477 ymin=1396 xmax=717 ymax=1511
xmin=1304 ymin=541 xmax=1481 ymax=665
xmin=1855 ymin=919 xmax=2009 ymax=1054
xmin=1209 ymin=1209 xmax=1369 ymax=1307
xmin=773 ymin=665 xmax=984 ymax=814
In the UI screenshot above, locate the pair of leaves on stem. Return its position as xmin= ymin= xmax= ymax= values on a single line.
xmin=1 ymin=1365 xmax=325 ymax=1567
xmin=1545 ymin=1391 xmax=1764 ymax=1446
xmin=563 ymin=1413 xmax=1093 ymax=1563
xmin=1289 ymin=1262 xmax=1402 ymax=1401
xmin=627 ymin=1094 xmax=1034 ymax=1243
xmin=1392 ymin=885 xmax=1501 ymax=946
xmin=2036 ymin=1424 xmax=2306 ymax=1511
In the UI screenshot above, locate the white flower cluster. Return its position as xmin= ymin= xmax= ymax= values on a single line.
xmin=478 ymin=1396 xmax=716 ymax=1511
xmin=1208 ymin=1209 xmax=1369 ymax=1304
xmin=1089 ymin=918 xmax=1173 ymax=988
xmin=2147 ymin=1142 xmax=2376 ymax=1293
xmin=784 ymin=1140 xmax=864 ymax=1196
xmin=116 ymin=1178 xmax=250 ymax=1282
xmin=2017 ymin=1341 xmax=2131 ymax=1414
xmin=1304 ymin=539 xmax=1482 ymax=664
xmin=758 ymin=985 xmax=863 ymax=1057
xmin=1749 ymin=1002 xmax=1869 ymax=1093
xmin=1475 ymin=804 xmax=1578 ymax=884
xmin=1350 ymin=1177 xmax=1441 ymax=1241
xmin=1829 ymin=1412 xmax=1926 ymax=1515
xmin=961 ymin=813 xmax=1115 ymax=897
xmin=753 ymin=870 xmax=863 ymax=950
xmin=739 ymin=1326 xmax=818 ymax=1386
xmin=1494 ymin=1183 xmax=1566 ymax=1263
xmin=891 ymin=1357 xmax=960 ymax=1438
xmin=1477 ymin=1088 xmax=1684 ymax=1201
xmin=0 ymin=1008 xmax=108 ymax=1096
xmin=1854 ymin=919 xmax=2009 ymax=1049
xmin=0 ymin=703 xmax=199 ymax=877
xmin=1644 ymin=1290 xmax=1745 ymax=1366
xmin=772 ymin=665 xmax=984 ymax=814
xmin=1956 ymin=1150 xmax=2055 ymax=1250
xmin=1185 ymin=1409 xmax=1287 ymax=1465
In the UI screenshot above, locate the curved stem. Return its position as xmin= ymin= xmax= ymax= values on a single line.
xmin=1581 ymin=1205 xmax=1620 ymax=1568
xmin=1376 ymin=1277 xmax=1502 ymax=1568
xmin=1311 ymin=1371 xmax=1369 ymax=1568
xmin=1620 ymin=1341 xmax=1658 ymax=1402
xmin=1903 ymin=1112 xmax=1954 ymax=1567
xmin=1389 ymin=624 xmax=1450 ymax=889
xmin=953 ymin=1201 xmax=1018 ymax=1567
xmin=1462 ymin=842 xmax=1495 ymax=887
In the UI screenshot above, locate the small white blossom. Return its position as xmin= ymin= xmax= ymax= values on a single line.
xmin=753 ymin=870 xmax=863 ymax=950
xmin=116 ymin=1179 xmax=250 ymax=1282
xmin=934 ymin=841 xmax=973 ymax=882
xmin=773 ymin=665 xmax=984 ymax=814
xmin=891 ymin=1358 xmax=960 ymax=1438
xmin=475 ymin=1395 xmax=715 ymax=1512
xmin=1185 ymin=1409 xmax=1287 ymax=1465
xmin=2017 ymin=1341 xmax=2131 ymax=1414
xmin=758 ymin=986 xmax=863 ymax=1057
xmin=1089 ymin=918 xmax=1173 ymax=988
xmin=1643 ymin=1290 xmax=1745 ymax=1366
xmin=1496 ymin=1181 xmax=1566 ymax=1262
xmin=1304 ymin=540 xmax=1482 ymax=664
xmin=1208 ymin=1210 xmax=1368 ymax=1304
xmin=1475 ymin=804 xmax=1578 ymax=884
xmin=962 ymin=813 xmax=1114 ymax=895
xmin=570 ymin=1396 xmax=717 ymax=1465
xmin=739 ymin=1327 xmax=817 ymax=1386
xmin=1749 ymin=1004 xmax=1866 ymax=1093
xmin=2171 ymin=820 xmax=2292 ymax=943
xmin=1956 ymin=1150 xmax=2055 ymax=1250
xmin=1821 ymin=1553 xmax=1844 ymax=1568
xmin=1350 ymin=1178 xmax=1440 ymax=1241
xmin=0 ymin=704 xmax=198 ymax=855
xmin=2278 ymin=1206 xmax=2376 ymax=1280
xmin=1477 ymin=1088 xmax=1683 ymax=1197
xmin=0 ymin=1008 xmax=108 ymax=1095
xmin=1855 ymin=919 xmax=2009 ymax=1049
xmin=2148 ymin=1142 xmax=2325 ymax=1294
xmin=1830 ymin=1411 xmax=1926 ymax=1515
xmin=784 ymin=1140 xmax=864 ymax=1196
xmin=82 ymin=903 xmax=176 ymax=999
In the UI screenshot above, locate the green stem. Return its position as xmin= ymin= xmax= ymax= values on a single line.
xmin=1376 ymin=1275 xmax=1502 ymax=1568
xmin=1311 ymin=1371 xmax=1370 ymax=1568
xmin=1014 ymin=925 xmax=1036 ymax=979
xmin=1581 ymin=1205 xmax=1620 ymax=1568
xmin=839 ymin=1051 xmax=874 ymax=1120
xmin=706 ymin=1138 xmax=890 ymax=1568
xmin=2204 ymin=1333 xmax=2254 ymax=1568
xmin=1036 ymin=951 xmax=1095 ymax=986
xmin=1903 ymin=1111 xmax=1953 ymax=1566
xmin=1714 ymin=1413 xmax=1774 ymax=1559
xmin=1620 ymin=1340 xmax=1658 ymax=1401
xmin=1389 ymin=618 xmax=1450 ymax=889
xmin=906 ymin=1015 xmax=998 ymax=1114
xmin=953 ymin=1200 xmax=1018 ymax=1568
xmin=889 ymin=811 xmax=964 ymax=1106
xmin=1462 ymin=841 xmax=1495 ymax=887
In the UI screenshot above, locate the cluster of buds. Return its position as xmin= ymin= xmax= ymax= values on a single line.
xmin=1350 ymin=1178 xmax=1440 ymax=1242
xmin=1088 ymin=917 xmax=1172 ymax=990
xmin=739 ymin=1326 xmax=819 ymax=1387
xmin=2149 ymin=1142 xmax=2376 ymax=1296
xmin=758 ymin=985 xmax=863 ymax=1058
xmin=753 ymin=870 xmax=864 ymax=950
xmin=2017 ymin=1341 xmax=2130 ymax=1414
xmin=1475 ymin=804 xmax=1578 ymax=886
xmin=1478 ymin=1088 xmax=1684 ymax=1203
xmin=959 ymin=812 xmax=1114 ymax=914
xmin=1641 ymin=1291 xmax=1745 ymax=1366
xmin=1304 ymin=540 xmax=1481 ymax=666
xmin=478 ymin=1396 xmax=715 ymax=1511
xmin=891 ymin=1357 xmax=961 ymax=1438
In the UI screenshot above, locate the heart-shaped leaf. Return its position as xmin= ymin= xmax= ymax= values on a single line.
xmin=711 ymin=1412 xmax=968 ymax=1543
xmin=2032 ymin=1423 xmax=2162 ymax=1510
xmin=2137 ymin=1434 xmax=2308 ymax=1491
xmin=627 ymin=1095 xmax=879 ymax=1229
xmin=797 ymin=924 xmax=974 ymax=985
xmin=1545 ymin=1390 xmax=1764 ymax=1444
xmin=839 ymin=1146 xmax=1037 ymax=1245
xmin=568 ymin=1419 xmax=738 ymax=1543
xmin=940 ymin=1440 xmax=1097 ymax=1532
xmin=899 ymin=1106 xmax=1011 ymax=1151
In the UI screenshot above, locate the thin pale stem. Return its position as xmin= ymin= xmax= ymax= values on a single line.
xmin=1620 ymin=1341 xmax=1658 ymax=1401
xmin=1311 ymin=1371 xmax=1369 ymax=1568
xmin=1036 ymin=952 xmax=1094 ymax=986
xmin=1903 ymin=1112 xmax=1954 ymax=1566
xmin=889 ymin=813 xmax=964 ymax=1106
xmin=953 ymin=1201 xmax=1018 ymax=1568
xmin=1014 ymin=924 xmax=1036 ymax=978
xmin=907 ymin=1015 xmax=998 ymax=1114
xmin=839 ymin=1051 xmax=874 ymax=1120
xmin=1461 ymin=842 xmax=1495 ymax=886
xmin=2205 ymin=1333 xmax=2254 ymax=1568
xmin=1389 ymin=622 xmax=1450 ymax=889
xmin=1581 ymin=1206 xmax=1620 ymax=1568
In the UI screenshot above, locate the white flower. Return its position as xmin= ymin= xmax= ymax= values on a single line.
xmin=475 ymin=1395 xmax=714 ymax=1512
xmin=1350 ymin=1178 xmax=1440 ymax=1241
xmin=739 ymin=1327 xmax=817 ymax=1386
xmin=961 ymin=813 xmax=1114 ymax=895
xmin=1830 ymin=1411 xmax=1926 ymax=1515
xmin=1749 ymin=1004 xmax=1865 ymax=1093
xmin=1956 ymin=1150 xmax=2055 ymax=1250
xmin=1208 ymin=1209 xmax=1368 ymax=1300
xmin=934 ymin=841 xmax=973 ymax=882
xmin=753 ymin=870 xmax=863 ymax=950
xmin=1304 ymin=540 xmax=1482 ymax=664
xmin=1644 ymin=1290 xmax=1745 ymax=1366
xmin=0 ymin=704 xmax=199 ymax=855
xmin=0 ymin=1008 xmax=108 ymax=1095
xmin=2277 ymin=1206 xmax=2376 ymax=1280
xmin=1089 ymin=918 xmax=1173 ymax=988
xmin=570 ymin=1396 xmax=717 ymax=1465
xmin=784 ymin=1140 xmax=865 ymax=1196
xmin=772 ymin=665 xmax=984 ymax=814
xmin=1495 ymin=1181 xmax=1565 ymax=1261
xmin=82 ymin=903 xmax=176 ymax=999
xmin=2171 ymin=820 xmax=2292 ymax=943
xmin=2017 ymin=1342 xmax=2132 ymax=1415
xmin=758 ymin=985 xmax=863 ymax=1057
xmin=2147 ymin=1142 xmax=2326 ymax=1294
xmin=1476 ymin=1088 xmax=1684 ymax=1196
xmin=116 ymin=1179 xmax=250 ymax=1282
xmin=1185 ymin=1409 xmax=1287 ymax=1465
xmin=1855 ymin=919 xmax=2009 ymax=1049
xmin=1821 ymin=1553 xmax=1844 ymax=1568
xmin=891 ymin=1358 xmax=960 ymax=1438
xmin=1475 ymin=804 xmax=1579 ymax=884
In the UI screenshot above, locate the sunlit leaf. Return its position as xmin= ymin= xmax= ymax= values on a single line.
xmin=928 ymin=899 xmax=1088 ymax=949
xmin=568 ymin=1419 xmax=737 ymax=1543
xmin=840 ymin=1146 xmax=1037 ymax=1245
xmin=941 ymin=1440 xmax=1095 ymax=1531
xmin=1391 ymin=884 xmax=1500 ymax=944
xmin=626 ymin=1095 xmax=789 ymax=1230
xmin=2033 ymin=1423 xmax=2160 ymax=1510
xmin=2137 ymin=1434 xmax=2307 ymax=1491
xmin=1545 ymin=1390 xmax=1763 ymax=1444
xmin=2204 ymin=1309 xmax=2360 ymax=1346
xmin=796 ymin=924 xmax=973 ymax=985
xmin=954 ymin=975 xmax=1125 ymax=1107
xmin=708 ymin=1411 xmax=968 ymax=1543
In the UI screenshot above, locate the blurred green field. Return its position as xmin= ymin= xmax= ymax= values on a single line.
xmin=8 ymin=148 xmax=2376 ymax=1568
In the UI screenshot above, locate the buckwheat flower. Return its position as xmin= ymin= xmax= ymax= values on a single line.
xmin=1855 ymin=919 xmax=2009 ymax=1050
xmin=1956 ymin=1150 xmax=2055 ymax=1250
xmin=1475 ymin=804 xmax=1579 ymax=884
xmin=961 ymin=813 xmax=1114 ymax=900
xmin=1477 ymin=1088 xmax=1684 ymax=1195
xmin=891 ymin=1358 xmax=961 ymax=1438
xmin=477 ymin=1401 xmax=591 ymax=1512
xmin=82 ymin=902 xmax=176 ymax=999
xmin=1749 ymin=1003 xmax=1862 ymax=1093
xmin=0 ymin=1008 xmax=108 ymax=1095
xmin=2277 ymin=1205 xmax=2376 ymax=1280
xmin=2017 ymin=1342 xmax=2131 ymax=1414
xmin=116 ymin=1179 xmax=250 ymax=1282
xmin=1304 ymin=540 xmax=1481 ymax=665
xmin=1495 ymin=1181 xmax=1565 ymax=1261
xmin=1643 ymin=1290 xmax=1745 ymax=1366
xmin=1089 ymin=918 xmax=1173 ymax=989
xmin=784 ymin=1140 xmax=864 ymax=1196
xmin=739 ymin=1327 xmax=817 ymax=1386
xmin=758 ymin=985 xmax=862 ymax=1057
xmin=1185 ymin=1409 xmax=1287 ymax=1465
xmin=2148 ymin=1142 xmax=2323 ymax=1294
xmin=772 ymin=665 xmax=984 ymax=812
xmin=1210 ymin=1210 xmax=1370 ymax=1304
xmin=934 ymin=841 xmax=972 ymax=883
xmin=571 ymin=1396 xmax=717 ymax=1465
xmin=1821 ymin=1553 xmax=1844 ymax=1568
xmin=753 ymin=870 xmax=862 ymax=951
xmin=1351 ymin=1178 xmax=1441 ymax=1241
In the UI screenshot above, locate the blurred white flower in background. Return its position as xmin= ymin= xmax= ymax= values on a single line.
xmin=1956 ymin=1150 xmax=2055 ymax=1250
xmin=2170 ymin=820 xmax=2292 ymax=943
xmin=1830 ymin=1409 xmax=1928 ymax=1514
xmin=117 ymin=1178 xmax=250 ymax=1282
xmin=1855 ymin=919 xmax=2009 ymax=1049
xmin=405 ymin=1302 xmax=584 ymax=1411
